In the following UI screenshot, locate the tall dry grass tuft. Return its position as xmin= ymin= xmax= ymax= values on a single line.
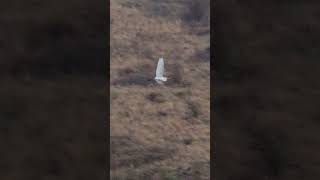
xmin=184 ymin=0 xmax=210 ymax=25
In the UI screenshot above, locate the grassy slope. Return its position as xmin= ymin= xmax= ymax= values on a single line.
xmin=110 ymin=0 xmax=210 ymax=179
xmin=215 ymin=1 xmax=320 ymax=179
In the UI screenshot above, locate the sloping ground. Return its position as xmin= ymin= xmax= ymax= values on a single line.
xmin=110 ymin=0 xmax=210 ymax=179
xmin=215 ymin=1 xmax=320 ymax=179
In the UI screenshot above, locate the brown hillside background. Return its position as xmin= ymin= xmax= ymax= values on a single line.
xmin=3 ymin=0 xmax=320 ymax=179
xmin=215 ymin=0 xmax=320 ymax=179
xmin=110 ymin=0 xmax=210 ymax=179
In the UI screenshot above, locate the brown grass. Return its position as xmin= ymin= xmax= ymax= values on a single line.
xmin=111 ymin=0 xmax=210 ymax=179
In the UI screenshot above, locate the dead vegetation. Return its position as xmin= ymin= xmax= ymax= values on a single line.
xmin=111 ymin=0 xmax=210 ymax=179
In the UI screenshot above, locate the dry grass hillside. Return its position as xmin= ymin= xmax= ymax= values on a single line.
xmin=110 ymin=0 xmax=210 ymax=179
xmin=214 ymin=1 xmax=320 ymax=179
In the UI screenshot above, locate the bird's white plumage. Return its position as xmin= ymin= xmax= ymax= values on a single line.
xmin=155 ymin=58 xmax=167 ymax=84
xmin=156 ymin=58 xmax=164 ymax=77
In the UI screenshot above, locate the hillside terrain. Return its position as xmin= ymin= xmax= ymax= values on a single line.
xmin=215 ymin=1 xmax=320 ymax=179
xmin=110 ymin=0 xmax=210 ymax=179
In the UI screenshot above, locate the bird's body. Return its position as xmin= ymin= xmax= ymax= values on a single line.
xmin=154 ymin=58 xmax=167 ymax=84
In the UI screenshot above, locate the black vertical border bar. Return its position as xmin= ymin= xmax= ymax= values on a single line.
xmin=210 ymin=0 xmax=215 ymax=179
xmin=106 ymin=0 xmax=110 ymax=179
xmin=0 ymin=0 xmax=109 ymax=178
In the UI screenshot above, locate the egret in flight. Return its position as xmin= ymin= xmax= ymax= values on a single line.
xmin=154 ymin=58 xmax=167 ymax=84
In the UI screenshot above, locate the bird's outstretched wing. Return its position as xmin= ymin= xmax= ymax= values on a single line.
xmin=156 ymin=58 xmax=165 ymax=78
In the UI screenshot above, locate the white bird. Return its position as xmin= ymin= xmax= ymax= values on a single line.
xmin=154 ymin=57 xmax=167 ymax=84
